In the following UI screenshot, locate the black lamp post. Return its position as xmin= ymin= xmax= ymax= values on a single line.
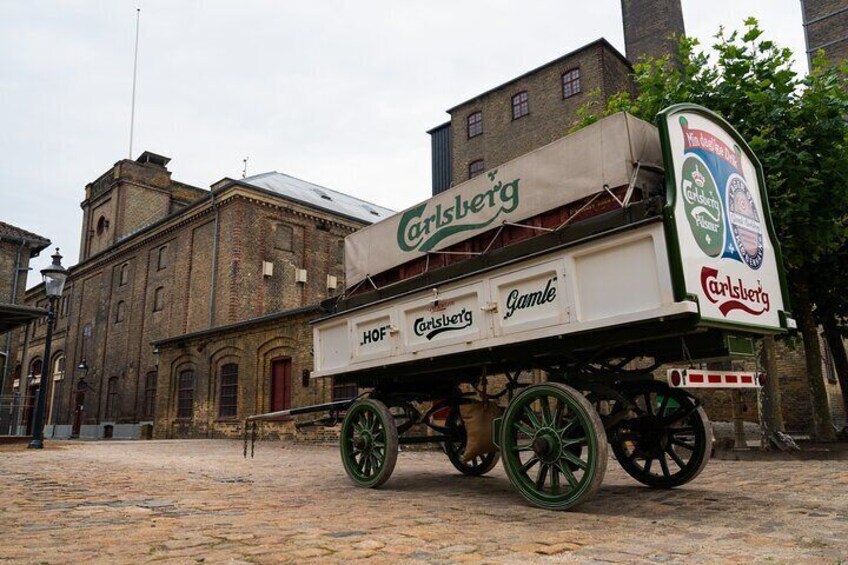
xmin=29 ymin=248 xmax=68 ymax=449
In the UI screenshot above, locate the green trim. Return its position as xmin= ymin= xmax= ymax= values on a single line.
xmin=656 ymin=103 xmax=792 ymax=330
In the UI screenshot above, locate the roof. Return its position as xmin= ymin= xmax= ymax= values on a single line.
xmin=239 ymin=171 xmax=394 ymax=224
xmin=0 ymin=303 xmax=47 ymax=334
xmin=152 ymin=304 xmax=321 ymax=346
xmin=0 ymin=221 xmax=50 ymax=254
xmin=446 ymin=38 xmax=630 ymax=113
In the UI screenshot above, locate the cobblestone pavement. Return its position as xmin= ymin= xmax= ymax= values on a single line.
xmin=0 ymin=440 xmax=846 ymax=564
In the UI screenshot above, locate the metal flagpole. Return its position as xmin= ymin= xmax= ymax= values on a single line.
xmin=128 ymin=8 xmax=141 ymax=159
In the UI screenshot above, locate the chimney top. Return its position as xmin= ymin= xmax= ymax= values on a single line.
xmin=136 ymin=151 xmax=171 ymax=168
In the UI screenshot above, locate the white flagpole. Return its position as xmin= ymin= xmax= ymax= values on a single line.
xmin=128 ymin=8 xmax=141 ymax=159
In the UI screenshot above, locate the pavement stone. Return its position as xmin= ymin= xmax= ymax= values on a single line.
xmin=0 ymin=440 xmax=846 ymax=564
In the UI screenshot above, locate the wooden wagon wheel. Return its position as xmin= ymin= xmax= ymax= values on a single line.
xmin=340 ymin=398 xmax=399 ymax=488
xmin=500 ymin=383 xmax=608 ymax=511
xmin=443 ymin=405 xmax=500 ymax=476
xmin=608 ymin=380 xmax=712 ymax=489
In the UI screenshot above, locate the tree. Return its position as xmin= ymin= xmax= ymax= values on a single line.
xmin=575 ymin=19 xmax=848 ymax=441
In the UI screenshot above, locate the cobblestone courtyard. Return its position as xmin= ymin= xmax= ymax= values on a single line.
xmin=0 ymin=440 xmax=846 ymax=564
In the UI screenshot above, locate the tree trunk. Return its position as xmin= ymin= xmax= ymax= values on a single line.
xmin=822 ymin=315 xmax=848 ymax=426
xmin=792 ymin=272 xmax=836 ymax=441
xmin=757 ymin=336 xmax=785 ymax=448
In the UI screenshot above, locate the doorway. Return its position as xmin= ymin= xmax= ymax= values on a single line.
xmin=270 ymin=357 xmax=291 ymax=418
xmin=72 ymin=390 xmax=85 ymax=437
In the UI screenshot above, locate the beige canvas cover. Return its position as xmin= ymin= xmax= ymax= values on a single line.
xmin=345 ymin=112 xmax=662 ymax=286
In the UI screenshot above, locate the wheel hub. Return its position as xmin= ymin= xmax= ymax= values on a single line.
xmin=630 ymin=415 xmax=668 ymax=457
xmin=532 ymin=428 xmax=562 ymax=464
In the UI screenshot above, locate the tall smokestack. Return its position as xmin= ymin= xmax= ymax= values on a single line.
xmin=621 ymin=0 xmax=686 ymax=64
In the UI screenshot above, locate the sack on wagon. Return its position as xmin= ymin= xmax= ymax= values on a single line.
xmin=460 ymin=400 xmax=501 ymax=462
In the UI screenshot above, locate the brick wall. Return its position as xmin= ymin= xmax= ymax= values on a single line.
xmin=153 ymin=309 xmax=331 ymax=439
xmin=16 ymin=171 xmax=366 ymax=435
xmin=447 ymin=41 xmax=631 ymax=187
xmin=803 ymin=0 xmax=848 ymax=67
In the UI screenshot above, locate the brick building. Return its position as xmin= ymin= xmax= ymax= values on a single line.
xmin=6 ymin=152 xmax=391 ymax=439
xmin=801 ymin=0 xmax=848 ymax=67
xmin=0 ymin=222 xmax=50 ymax=434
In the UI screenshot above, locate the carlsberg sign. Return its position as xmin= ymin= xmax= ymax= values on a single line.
xmin=397 ymin=170 xmax=520 ymax=252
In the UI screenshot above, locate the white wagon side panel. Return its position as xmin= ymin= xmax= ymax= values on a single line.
xmin=313 ymin=222 xmax=695 ymax=378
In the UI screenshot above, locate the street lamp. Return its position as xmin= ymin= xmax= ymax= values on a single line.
xmin=29 ymin=248 xmax=68 ymax=449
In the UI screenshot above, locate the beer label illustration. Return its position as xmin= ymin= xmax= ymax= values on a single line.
xmin=680 ymin=156 xmax=724 ymax=257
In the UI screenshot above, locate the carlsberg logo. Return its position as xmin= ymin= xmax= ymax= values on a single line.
xmin=397 ymin=170 xmax=520 ymax=252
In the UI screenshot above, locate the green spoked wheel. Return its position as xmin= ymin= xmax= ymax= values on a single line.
xmin=500 ymin=383 xmax=608 ymax=511
xmin=443 ymin=406 xmax=500 ymax=476
xmin=340 ymin=398 xmax=399 ymax=488
xmin=609 ymin=381 xmax=712 ymax=489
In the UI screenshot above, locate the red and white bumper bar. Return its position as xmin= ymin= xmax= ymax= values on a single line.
xmin=667 ymin=369 xmax=764 ymax=389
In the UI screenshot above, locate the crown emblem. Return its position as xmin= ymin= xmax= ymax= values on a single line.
xmin=692 ymin=166 xmax=705 ymax=188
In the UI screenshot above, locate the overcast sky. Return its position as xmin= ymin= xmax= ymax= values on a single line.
xmin=0 ymin=0 xmax=808 ymax=286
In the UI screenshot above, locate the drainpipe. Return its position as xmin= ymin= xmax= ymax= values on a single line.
xmin=209 ymin=191 xmax=219 ymax=328
xmin=0 ymin=238 xmax=26 ymax=398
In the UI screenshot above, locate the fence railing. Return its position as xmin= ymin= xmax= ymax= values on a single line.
xmin=0 ymin=394 xmax=33 ymax=436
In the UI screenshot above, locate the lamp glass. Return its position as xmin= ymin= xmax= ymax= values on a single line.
xmin=41 ymin=248 xmax=68 ymax=298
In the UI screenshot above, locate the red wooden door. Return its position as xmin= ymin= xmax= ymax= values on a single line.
xmin=72 ymin=391 xmax=85 ymax=437
xmin=270 ymin=358 xmax=291 ymax=414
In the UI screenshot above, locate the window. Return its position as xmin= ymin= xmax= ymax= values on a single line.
xmin=96 ymin=216 xmax=108 ymax=235
xmin=468 ymin=159 xmax=485 ymax=179
xmin=332 ymin=379 xmax=358 ymax=401
xmin=562 ymin=68 xmax=581 ymax=99
xmin=153 ymin=287 xmax=164 ymax=312
xmin=30 ymin=358 xmax=42 ymax=379
xmin=52 ymin=354 xmax=65 ymax=381
xmin=119 ymin=263 xmax=129 ymax=286
xmin=143 ymin=371 xmax=157 ymax=419
xmin=275 ymin=223 xmax=293 ymax=251
xmin=177 ymin=370 xmax=194 ymax=419
xmin=219 ymin=363 xmax=239 ymax=418
xmin=157 ymin=246 xmax=168 ymax=270
xmin=467 ymin=111 xmax=483 ymax=138
xmin=512 ymin=91 xmax=529 ymax=119
xmin=115 ymin=301 xmax=126 ymax=323
xmin=105 ymin=377 xmax=118 ymax=419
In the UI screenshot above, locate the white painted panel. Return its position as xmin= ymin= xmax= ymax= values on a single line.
xmin=352 ymin=312 xmax=394 ymax=362
xmin=402 ymin=285 xmax=484 ymax=352
xmin=491 ymin=261 xmax=567 ymax=336
xmin=315 ymin=322 xmax=349 ymax=373
xmin=573 ymin=236 xmax=662 ymax=322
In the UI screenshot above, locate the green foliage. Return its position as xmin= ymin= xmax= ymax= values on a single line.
xmin=573 ymin=19 xmax=848 ymax=280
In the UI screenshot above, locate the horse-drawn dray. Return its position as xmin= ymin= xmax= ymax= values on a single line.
xmin=246 ymin=104 xmax=793 ymax=510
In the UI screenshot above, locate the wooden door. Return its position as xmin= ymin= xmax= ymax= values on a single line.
xmin=72 ymin=391 xmax=85 ymax=437
xmin=270 ymin=358 xmax=291 ymax=416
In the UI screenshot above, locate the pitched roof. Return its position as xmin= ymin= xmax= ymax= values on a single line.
xmin=0 ymin=221 xmax=50 ymax=254
xmin=240 ymin=171 xmax=394 ymax=224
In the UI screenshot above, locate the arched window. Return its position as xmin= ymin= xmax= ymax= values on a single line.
xmin=119 ymin=263 xmax=129 ymax=286
xmin=105 ymin=377 xmax=119 ymax=419
xmin=157 ymin=246 xmax=168 ymax=270
xmin=512 ymin=90 xmax=529 ymax=119
xmin=143 ymin=371 xmax=157 ymax=419
xmin=115 ymin=300 xmax=126 ymax=323
xmin=275 ymin=223 xmax=293 ymax=252
xmin=153 ymin=287 xmax=165 ymax=312
xmin=30 ymin=358 xmax=42 ymax=379
xmin=96 ymin=215 xmax=109 ymax=235
xmin=52 ymin=354 xmax=65 ymax=381
xmin=177 ymin=370 xmax=194 ymax=419
xmin=219 ymin=363 xmax=239 ymax=418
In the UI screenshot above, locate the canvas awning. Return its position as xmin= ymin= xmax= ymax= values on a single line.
xmin=0 ymin=304 xmax=46 ymax=334
xmin=345 ymin=112 xmax=663 ymax=286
